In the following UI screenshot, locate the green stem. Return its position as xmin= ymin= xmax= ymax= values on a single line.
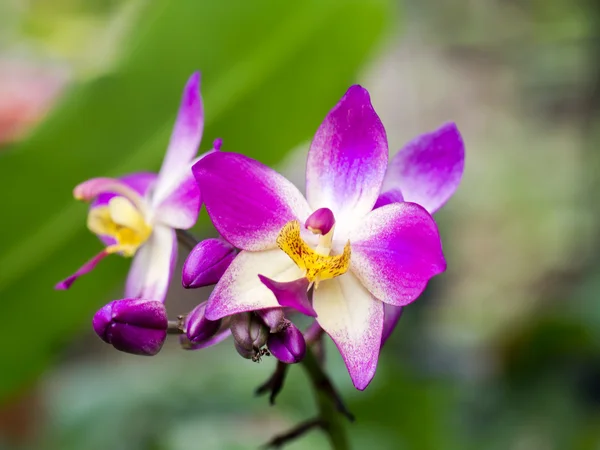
xmin=300 ymin=349 xmax=351 ymax=450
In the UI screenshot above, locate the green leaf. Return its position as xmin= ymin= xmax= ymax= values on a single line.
xmin=0 ymin=0 xmax=394 ymax=402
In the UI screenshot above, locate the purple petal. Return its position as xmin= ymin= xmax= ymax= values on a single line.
xmin=193 ymin=152 xmax=310 ymax=251
xmin=381 ymin=304 xmax=403 ymax=345
xmin=125 ymin=225 xmax=177 ymax=302
xmin=91 ymin=172 xmax=157 ymax=209
xmin=73 ymin=177 xmax=146 ymax=211
xmin=152 ymin=72 xmax=204 ymax=204
xmin=182 ymin=237 xmax=236 ymax=288
xmin=381 ymin=122 xmax=465 ymax=214
xmin=306 ymin=85 xmax=388 ymax=231
xmin=55 ymin=249 xmax=110 ymax=290
xmin=312 ymin=273 xmax=384 ymax=390
xmin=267 ymin=322 xmax=306 ymax=364
xmin=204 ymin=249 xmax=304 ymax=320
xmin=151 ymin=160 xmax=201 ymax=230
xmin=349 ymin=202 xmax=446 ymax=307
xmin=258 ymin=275 xmax=316 ymax=317
xmin=93 ymin=298 xmax=168 ymax=356
xmin=373 ymin=189 xmax=403 ymax=210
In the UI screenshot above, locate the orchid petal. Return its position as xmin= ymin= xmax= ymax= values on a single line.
xmin=152 ymin=72 xmax=203 ymax=205
xmin=90 ymin=172 xmax=157 ymax=247
xmin=125 ymin=225 xmax=177 ymax=302
xmin=373 ymin=189 xmax=403 ymax=210
xmin=55 ymin=249 xmax=110 ymax=290
xmin=312 ymin=272 xmax=384 ymax=390
xmin=381 ymin=123 xmax=464 ymax=214
xmin=381 ymin=304 xmax=403 ymax=345
xmin=74 ymin=177 xmax=145 ymax=211
xmin=349 ymin=202 xmax=446 ymax=307
xmin=91 ymin=172 xmax=157 ymax=209
xmin=258 ymin=275 xmax=316 ymax=317
xmin=306 ymin=85 xmax=388 ymax=232
xmin=194 ymin=152 xmax=311 ymax=251
xmin=204 ymin=249 xmax=304 ymax=320
xmin=152 ymin=157 xmax=204 ymax=230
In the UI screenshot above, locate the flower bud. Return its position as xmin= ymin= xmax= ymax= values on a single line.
xmin=182 ymin=238 xmax=236 ymax=288
xmin=185 ymin=301 xmax=222 ymax=344
xmin=255 ymin=308 xmax=286 ymax=333
xmin=92 ymin=298 xmax=168 ymax=356
xmin=230 ymin=312 xmax=269 ymax=357
xmin=267 ymin=321 xmax=306 ymax=364
xmin=305 ymin=208 xmax=335 ymax=235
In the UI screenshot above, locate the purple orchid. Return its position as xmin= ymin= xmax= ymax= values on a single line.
xmin=193 ymin=85 xmax=447 ymax=390
xmin=377 ymin=122 xmax=465 ymax=344
xmin=56 ymin=72 xmax=211 ymax=303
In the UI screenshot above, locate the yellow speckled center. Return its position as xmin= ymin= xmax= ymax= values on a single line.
xmin=87 ymin=196 xmax=152 ymax=257
xmin=276 ymin=220 xmax=350 ymax=287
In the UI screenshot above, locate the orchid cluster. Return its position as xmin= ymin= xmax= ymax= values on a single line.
xmin=57 ymin=72 xmax=464 ymax=443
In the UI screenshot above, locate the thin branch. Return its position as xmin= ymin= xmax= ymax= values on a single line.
xmin=263 ymin=418 xmax=324 ymax=449
xmin=263 ymin=349 xmax=353 ymax=449
xmin=256 ymin=361 xmax=290 ymax=405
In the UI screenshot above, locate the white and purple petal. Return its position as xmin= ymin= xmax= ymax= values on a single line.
xmin=312 ymin=272 xmax=384 ymax=390
xmin=306 ymin=85 xmax=388 ymax=231
xmin=204 ymin=249 xmax=304 ymax=320
xmin=125 ymin=225 xmax=177 ymax=302
xmin=194 ymin=152 xmax=311 ymax=251
xmin=152 ymin=72 xmax=204 ymax=205
xmin=349 ymin=202 xmax=446 ymax=307
xmin=381 ymin=122 xmax=464 ymax=214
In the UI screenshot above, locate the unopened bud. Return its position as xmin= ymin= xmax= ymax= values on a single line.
xmin=230 ymin=312 xmax=269 ymax=357
xmin=267 ymin=321 xmax=306 ymax=364
xmin=185 ymin=302 xmax=222 ymax=344
xmin=305 ymin=208 xmax=335 ymax=235
xmin=256 ymin=308 xmax=286 ymax=333
xmin=182 ymin=238 xmax=236 ymax=288
xmin=92 ymin=299 xmax=168 ymax=356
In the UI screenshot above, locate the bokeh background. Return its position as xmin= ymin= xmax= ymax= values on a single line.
xmin=1 ymin=0 xmax=599 ymax=449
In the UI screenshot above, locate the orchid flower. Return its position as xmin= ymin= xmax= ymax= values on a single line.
xmin=377 ymin=122 xmax=465 ymax=344
xmin=56 ymin=72 xmax=208 ymax=303
xmin=193 ymin=86 xmax=446 ymax=390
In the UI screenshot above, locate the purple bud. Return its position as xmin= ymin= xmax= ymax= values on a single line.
xmin=305 ymin=208 xmax=335 ymax=235
xmin=230 ymin=312 xmax=269 ymax=355
xmin=182 ymin=238 xmax=236 ymax=289
xmin=185 ymin=301 xmax=222 ymax=344
xmin=213 ymin=138 xmax=223 ymax=151
xmin=256 ymin=308 xmax=286 ymax=333
xmin=92 ymin=299 xmax=168 ymax=356
xmin=267 ymin=321 xmax=306 ymax=364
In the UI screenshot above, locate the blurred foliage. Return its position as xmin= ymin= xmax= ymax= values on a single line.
xmin=0 ymin=0 xmax=393 ymax=403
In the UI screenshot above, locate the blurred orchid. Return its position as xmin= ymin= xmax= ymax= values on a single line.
xmin=193 ymin=85 xmax=446 ymax=390
xmin=377 ymin=122 xmax=465 ymax=344
xmin=56 ymin=72 xmax=209 ymax=303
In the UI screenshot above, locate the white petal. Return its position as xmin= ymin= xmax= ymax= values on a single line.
xmin=204 ymin=249 xmax=303 ymax=320
xmin=125 ymin=225 xmax=177 ymax=301
xmin=313 ymin=272 xmax=384 ymax=390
